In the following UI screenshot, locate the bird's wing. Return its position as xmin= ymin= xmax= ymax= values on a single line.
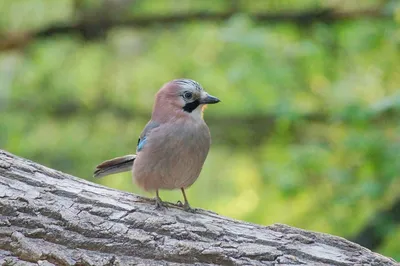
xmin=137 ymin=120 xmax=160 ymax=152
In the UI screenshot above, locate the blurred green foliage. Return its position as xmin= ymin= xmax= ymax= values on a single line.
xmin=0 ymin=0 xmax=399 ymax=261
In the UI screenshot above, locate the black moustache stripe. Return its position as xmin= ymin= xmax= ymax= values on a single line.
xmin=183 ymin=100 xmax=200 ymax=113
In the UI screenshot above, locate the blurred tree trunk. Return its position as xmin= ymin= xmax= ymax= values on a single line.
xmin=351 ymin=197 xmax=400 ymax=251
xmin=0 ymin=150 xmax=396 ymax=266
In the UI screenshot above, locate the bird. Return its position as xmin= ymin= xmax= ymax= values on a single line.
xmin=93 ymin=79 xmax=220 ymax=211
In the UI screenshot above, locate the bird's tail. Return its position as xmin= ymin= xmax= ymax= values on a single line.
xmin=93 ymin=154 xmax=136 ymax=178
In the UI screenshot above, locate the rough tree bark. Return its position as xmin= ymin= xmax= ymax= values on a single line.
xmin=0 ymin=150 xmax=397 ymax=266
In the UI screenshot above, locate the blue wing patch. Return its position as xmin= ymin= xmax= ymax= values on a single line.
xmin=137 ymin=136 xmax=147 ymax=152
xmin=137 ymin=120 xmax=159 ymax=152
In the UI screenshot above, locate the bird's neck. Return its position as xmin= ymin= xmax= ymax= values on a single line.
xmin=152 ymin=105 xmax=205 ymax=124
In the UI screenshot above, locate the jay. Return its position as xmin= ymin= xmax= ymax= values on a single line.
xmin=93 ymin=79 xmax=220 ymax=211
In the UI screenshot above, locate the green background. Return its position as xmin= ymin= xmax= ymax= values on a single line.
xmin=1 ymin=0 xmax=399 ymax=261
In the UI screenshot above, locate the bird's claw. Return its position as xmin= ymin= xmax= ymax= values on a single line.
xmin=176 ymin=200 xmax=196 ymax=212
xmin=155 ymin=197 xmax=167 ymax=210
xmin=176 ymin=200 xmax=184 ymax=207
xmin=184 ymin=205 xmax=196 ymax=213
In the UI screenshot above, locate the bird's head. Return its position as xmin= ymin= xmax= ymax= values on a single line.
xmin=152 ymin=79 xmax=220 ymax=122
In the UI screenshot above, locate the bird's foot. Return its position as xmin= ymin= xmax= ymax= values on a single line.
xmin=176 ymin=200 xmax=196 ymax=213
xmin=154 ymin=196 xmax=167 ymax=210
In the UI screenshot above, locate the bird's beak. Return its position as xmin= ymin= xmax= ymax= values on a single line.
xmin=200 ymin=93 xmax=220 ymax=104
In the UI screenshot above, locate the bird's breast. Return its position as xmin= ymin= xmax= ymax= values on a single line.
xmin=133 ymin=121 xmax=211 ymax=191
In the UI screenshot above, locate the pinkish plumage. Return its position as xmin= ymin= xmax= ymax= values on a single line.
xmin=94 ymin=78 xmax=220 ymax=211
xmin=133 ymin=117 xmax=210 ymax=191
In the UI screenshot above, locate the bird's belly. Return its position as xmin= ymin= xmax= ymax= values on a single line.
xmin=132 ymin=136 xmax=209 ymax=191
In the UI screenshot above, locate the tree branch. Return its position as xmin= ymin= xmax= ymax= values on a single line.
xmin=0 ymin=150 xmax=397 ymax=265
xmin=0 ymin=7 xmax=391 ymax=51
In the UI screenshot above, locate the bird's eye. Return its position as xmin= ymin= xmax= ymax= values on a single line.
xmin=183 ymin=92 xmax=193 ymax=100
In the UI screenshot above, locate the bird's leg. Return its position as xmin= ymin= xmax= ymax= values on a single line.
xmin=154 ymin=190 xmax=166 ymax=209
xmin=180 ymin=188 xmax=195 ymax=212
